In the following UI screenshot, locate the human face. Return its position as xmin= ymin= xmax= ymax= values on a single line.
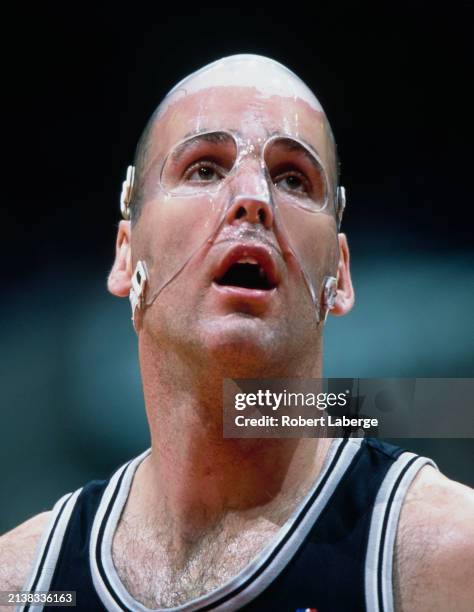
xmin=131 ymin=85 xmax=339 ymax=368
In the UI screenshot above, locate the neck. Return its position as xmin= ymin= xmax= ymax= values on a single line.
xmin=133 ymin=329 xmax=331 ymax=562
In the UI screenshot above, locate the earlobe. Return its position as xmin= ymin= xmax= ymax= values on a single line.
xmin=330 ymin=233 xmax=355 ymax=317
xmin=107 ymin=220 xmax=132 ymax=297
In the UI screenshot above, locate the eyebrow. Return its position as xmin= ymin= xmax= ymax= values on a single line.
xmin=268 ymin=130 xmax=322 ymax=156
xmin=170 ymin=131 xmax=237 ymax=164
xmin=271 ymin=136 xmax=325 ymax=171
xmin=167 ymin=129 xmax=325 ymax=172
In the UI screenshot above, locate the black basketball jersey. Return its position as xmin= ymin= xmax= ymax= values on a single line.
xmin=18 ymin=438 xmax=436 ymax=612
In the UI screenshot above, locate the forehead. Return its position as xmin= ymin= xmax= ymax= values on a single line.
xmin=148 ymin=86 xmax=331 ymax=164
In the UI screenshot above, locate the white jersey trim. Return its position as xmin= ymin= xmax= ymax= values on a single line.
xmin=89 ymin=449 xmax=151 ymax=612
xmin=16 ymin=488 xmax=82 ymax=612
xmin=364 ymin=453 xmax=438 ymax=612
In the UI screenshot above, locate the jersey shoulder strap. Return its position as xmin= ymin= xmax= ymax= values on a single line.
xmin=242 ymin=438 xmax=436 ymax=612
xmin=364 ymin=438 xmax=437 ymax=612
xmin=18 ymin=476 xmax=113 ymax=611
xmin=18 ymin=489 xmax=80 ymax=610
xmin=18 ymin=451 xmax=149 ymax=612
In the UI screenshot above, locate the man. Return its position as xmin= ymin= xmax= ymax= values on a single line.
xmin=1 ymin=55 xmax=473 ymax=612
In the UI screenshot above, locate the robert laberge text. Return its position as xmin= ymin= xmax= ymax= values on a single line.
xmin=235 ymin=415 xmax=378 ymax=429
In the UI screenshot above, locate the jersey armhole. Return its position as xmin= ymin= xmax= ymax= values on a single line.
xmin=364 ymin=452 xmax=438 ymax=612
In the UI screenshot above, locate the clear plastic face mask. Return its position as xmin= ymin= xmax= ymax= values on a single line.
xmin=136 ymin=129 xmax=340 ymax=323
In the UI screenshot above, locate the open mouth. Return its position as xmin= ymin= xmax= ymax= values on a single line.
xmin=215 ymin=258 xmax=275 ymax=290
xmin=213 ymin=245 xmax=280 ymax=292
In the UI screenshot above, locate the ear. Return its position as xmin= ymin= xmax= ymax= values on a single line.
xmin=331 ymin=233 xmax=355 ymax=316
xmin=107 ymin=220 xmax=132 ymax=297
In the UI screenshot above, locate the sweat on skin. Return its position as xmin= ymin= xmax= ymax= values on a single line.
xmin=127 ymin=57 xmax=342 ymax=335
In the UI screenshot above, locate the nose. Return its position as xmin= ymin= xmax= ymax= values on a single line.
xmin=225 ymin=195 xmax=274 ymax=229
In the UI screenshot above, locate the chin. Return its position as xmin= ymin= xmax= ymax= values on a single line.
xmin=197 ymin=314 xmax=286 ymax=377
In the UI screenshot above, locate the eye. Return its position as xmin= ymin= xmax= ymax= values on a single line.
xmin=184 ymin=161 xmax=225 ymax=183
xmin=274 ymin=170 xmax=311 ymax=196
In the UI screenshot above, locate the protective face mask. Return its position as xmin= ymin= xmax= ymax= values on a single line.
xmin=120 ymin=55 xmax=346 ymax=328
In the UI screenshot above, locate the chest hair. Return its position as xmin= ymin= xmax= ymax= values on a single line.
xmin=112 ymin=515 xmax=280 ymax=608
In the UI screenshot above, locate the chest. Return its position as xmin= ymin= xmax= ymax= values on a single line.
xmin=111 ymin=519 xmax=281 ymax=608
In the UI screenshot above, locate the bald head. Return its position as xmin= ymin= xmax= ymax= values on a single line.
xmin=161 ymin=54 xmax=324 ymax=116
xmin=130 ymin=54 xmax=339 ymax=222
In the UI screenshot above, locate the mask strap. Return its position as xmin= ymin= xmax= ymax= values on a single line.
xmin=336 ymin=185 xmax=346 ymax=229
xmin=323 ymin=186 xmax=345 ymax=320
xmin=129 ymin=260 xmax=148 ymax=331
xmin=322 ymin=275 xmax=338 ymax=323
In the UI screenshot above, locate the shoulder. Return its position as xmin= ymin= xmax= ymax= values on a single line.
xmin=394 ymin=464 xmax=474 ymax=612
xmin=0 ymin=512 xmax=52 ymax=591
